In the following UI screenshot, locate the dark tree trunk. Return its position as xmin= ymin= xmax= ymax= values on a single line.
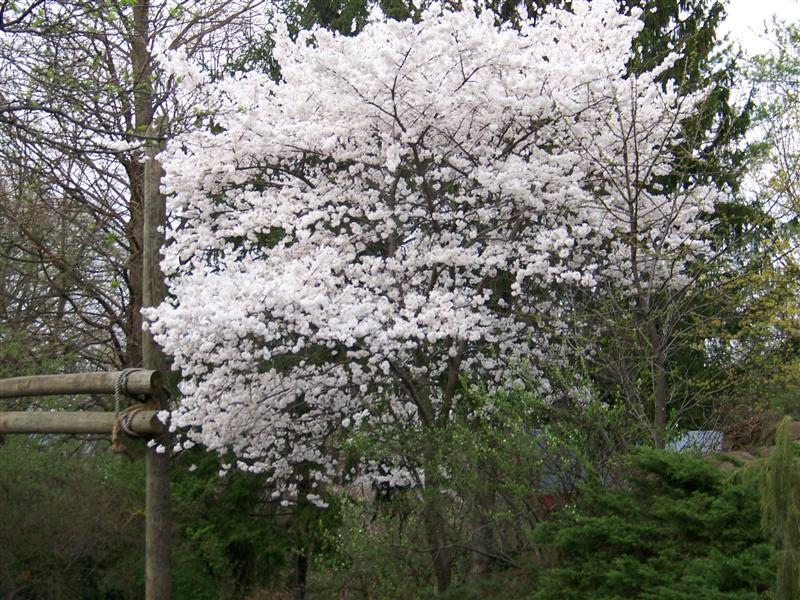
xmin=124 ymin=160 xmax=144 ymax=368
xmin=424 ymin=503 xmax=452 ymax=593
xmin=648 ymin=319 xmax=668 ymax=449
xmin=294 ymin=551 xmax=309 ymax=599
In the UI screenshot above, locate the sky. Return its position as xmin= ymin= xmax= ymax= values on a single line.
xmin=720 ymin=0 xmax=800 ymax=54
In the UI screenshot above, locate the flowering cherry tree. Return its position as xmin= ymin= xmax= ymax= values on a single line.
xmin=149 ymin=0 xmax=716 ymax=503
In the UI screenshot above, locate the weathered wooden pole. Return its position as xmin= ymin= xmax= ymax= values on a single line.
xmin=0 ymin=410 xmax=161 ymax=434
xmin=133 ymin=0 xmax=171 ymax=594
xmin=0 ymin=370 xmax=161 ymax=399
xmin=142 ymin=116 xmax=172 ymax=600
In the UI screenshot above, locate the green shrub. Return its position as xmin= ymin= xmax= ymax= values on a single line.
xmin=531 ymin=449 xmax=774 ymax=599
xmin=0 ymin=437 xmax=146 ymax=599
xmin=0 ymin=438 xmax=302 ymax=599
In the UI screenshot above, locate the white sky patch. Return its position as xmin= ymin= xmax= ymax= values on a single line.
xmin=719 ymin=0 xmax=800 ymax=55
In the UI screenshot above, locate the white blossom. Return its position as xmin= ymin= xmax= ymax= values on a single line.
xmin=147 ymin=0 xmax=716 ymax=500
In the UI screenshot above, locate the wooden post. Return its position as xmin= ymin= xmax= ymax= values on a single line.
xmin=142 ymin=122 xmax=171 ymax=600
xmin=0 ymin=370 xmax=162 ymax=399
xmin=132 ymin=0 xmax=171 ymax=593
xmin=0 ymin=410 xmax=161 ymax=434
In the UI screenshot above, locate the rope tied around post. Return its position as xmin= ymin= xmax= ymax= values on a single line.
xmin=111 ymin=368 xmax=148 ymax=455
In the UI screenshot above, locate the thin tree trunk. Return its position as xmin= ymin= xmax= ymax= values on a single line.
xmin=648 ymin=319 xmax=668 ymax=449
xmin=466 ymin=512 xmax=492 ymax=580
xmin=466 ymin=466 xmax=494 ymax=581
xmin=399 ymin=368 xmax=454 ymax=591
xmin=125 ymin=160 xmax=145 ymax=368
xmin=294 ymin=551 xmax=309 ymax=599
xmin=424 ymin=502 xmax=452 ymax=593
xmin=421 ymin=432 xmax=452 ymax=594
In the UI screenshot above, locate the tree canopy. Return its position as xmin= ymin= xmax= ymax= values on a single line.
xmin=150 ymin=0 xmax=719 ymax=501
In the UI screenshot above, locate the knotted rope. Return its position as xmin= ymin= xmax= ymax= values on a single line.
xmin=111 ymin=368 xmax=147 ymax=455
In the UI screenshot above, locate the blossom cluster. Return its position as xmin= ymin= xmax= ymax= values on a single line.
xmin=148 ymin=0 xmax=716 ymax=501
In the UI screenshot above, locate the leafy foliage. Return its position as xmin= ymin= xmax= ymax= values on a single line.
xmin=532 ymin=449 xmax=774 ymax=598
xmin=0 ymin=438 xmax=305 ymax=599
xmin=0 ymin=437 xmax=146 ymax=599
xmin=310 ymin=382 xmax=633 ymax=595
xmin=170 ymin=449 xmax=294 ymax=598
xmin=761 ymin=417 xmax=800 ymax=599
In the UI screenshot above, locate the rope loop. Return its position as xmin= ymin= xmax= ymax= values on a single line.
xmin=114 ymin=367 xmax=142 ymax=415
xmin=111 ymin=368 xmax=147 ymax=455
xmin=118 ymin=404 xmax=148 ymax=438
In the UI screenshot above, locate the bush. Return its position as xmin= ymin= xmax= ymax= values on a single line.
xmin=313 ymin=383 xmax=631 ymax=596
xmin=531 ymin=449 xmax=775 ymax=599
xmin=0 ymin=437 xmax=146 ymax=599
xmin=0 ymin=438 xmax=302 ymax=599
